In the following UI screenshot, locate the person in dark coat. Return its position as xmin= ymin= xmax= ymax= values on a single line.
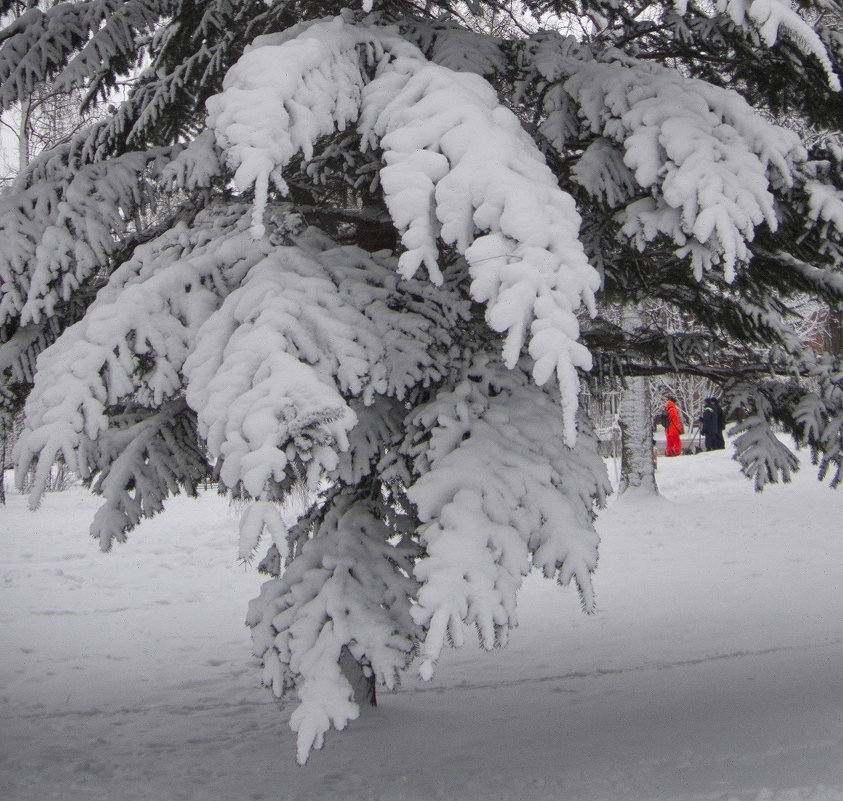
xmin=700 ymin=396 xmax=725 ymax=451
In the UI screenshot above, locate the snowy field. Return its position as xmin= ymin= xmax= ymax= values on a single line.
xmin=2 ymin=443 xmax=843 ymax=801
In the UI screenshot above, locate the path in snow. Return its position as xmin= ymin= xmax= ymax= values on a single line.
xmin=1 ymin=445 xmax=842 ymax=801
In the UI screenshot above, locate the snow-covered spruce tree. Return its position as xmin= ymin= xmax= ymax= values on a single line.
xmin=2 ymin=0 xmax=843 ymax=763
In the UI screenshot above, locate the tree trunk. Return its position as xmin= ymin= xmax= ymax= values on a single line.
xmin=618 ymin=375 xmax=658 ymax=495
xmin=0 ymin=420 xmax=6 ymax=505
xmin=17 ymin=96 xmax=30 ymax=173
xmin=829 ymin=304 xmax=843 ymax=357
xmin=618 ymin=305 xmax=658 ymax=495
xmin=339 ymin=647 xmax=376 ymax=709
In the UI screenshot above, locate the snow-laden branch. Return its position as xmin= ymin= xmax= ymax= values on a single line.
xmin=0 ymin=0 xmax=151 ymax=109
xmin=86 ymin=399 xmax=208 ymax=550
xmin=184 ymin=229 xmax=465 ymax=499
xmin=205 ymin=16 xmax=405 ymax=239
xmin=207 ymin=17 xmax=600 ymax=444
xmin=360 ymin=55 xmax=599 ymax=446
xmin=402 ymin=17 xmax=506 ymax=76
xmin=805 ymin=180 xmax=843 ymax=239
xmin=520 ymin=32 xmax=821 ymax=284
xmin=404 ymin=356 xmax=609 ymax=681
xmin=0 ymin=147 xmax=176 ymax=331
xmin=247 ymin=491 xmax=419 ymax=765
xmin=559 ymin=53 xmax=807 ymax=281
xmin=671 ymin=0 xmax=841 ymax=91
xmin=13 ymin=205 xmax=267 ymax=507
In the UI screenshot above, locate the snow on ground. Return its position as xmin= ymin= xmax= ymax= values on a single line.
xmin=1 ymin=443 xmax=842 ymax=801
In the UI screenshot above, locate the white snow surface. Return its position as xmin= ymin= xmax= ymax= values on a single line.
xmin=2 ymin=443 xmax=843 ymax=801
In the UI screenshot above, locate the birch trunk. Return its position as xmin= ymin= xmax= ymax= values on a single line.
xmin=618 ymin=375 xmax=658 ymax=494
xmin=0 ymin=419 xmax=6 ymax=504
xmin=618 ymin=306 xmax=658 ymax=495
xmin=17 ymin=97 xmax=30 ymax=173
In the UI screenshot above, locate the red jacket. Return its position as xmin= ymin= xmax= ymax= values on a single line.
xmin=665 ymin=400 xmax=681 ymax=435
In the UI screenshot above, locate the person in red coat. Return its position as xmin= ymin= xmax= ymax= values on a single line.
xmin=664 ymin=396 xmax=682 ymax=456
